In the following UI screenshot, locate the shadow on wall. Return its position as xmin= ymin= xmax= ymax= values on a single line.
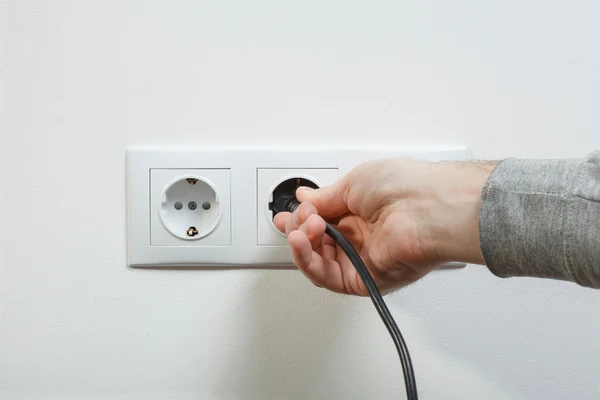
xmin=211 ymin=270 xmax=347 ymax=400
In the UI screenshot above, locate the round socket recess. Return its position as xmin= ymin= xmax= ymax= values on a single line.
xmin=267 ymin=176 xmax=319 ymax=236
xmin=159 ymin=176 xmax=221 ymax=240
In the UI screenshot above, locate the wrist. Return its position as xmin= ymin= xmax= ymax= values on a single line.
xmin=424 ymin=161 xmax=497 ymax=264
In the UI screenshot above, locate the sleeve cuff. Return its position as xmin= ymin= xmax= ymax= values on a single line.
xmin=478 ymin=157 xmax=582 ymax=284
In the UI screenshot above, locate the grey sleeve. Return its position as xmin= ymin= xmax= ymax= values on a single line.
xmin=479 ymin=150 xmax=600 ymax=288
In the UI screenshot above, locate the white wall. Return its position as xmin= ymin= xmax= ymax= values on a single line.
xmin=2 ymin=1 xmax=600 ymax=399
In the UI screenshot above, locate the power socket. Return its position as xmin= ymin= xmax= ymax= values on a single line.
xmin=257 ymin=168 xmax=338 ymax=246
xmin=150 ymin=169 xmax=231 ymax=247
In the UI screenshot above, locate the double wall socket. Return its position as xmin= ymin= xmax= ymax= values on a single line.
xmin=127 ymin=146 xmax=471 ymax=268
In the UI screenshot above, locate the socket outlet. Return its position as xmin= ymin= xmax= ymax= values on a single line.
xmin=159 ymin=176 xmax=221 ymax=240
xmin=150 ymin=169 xmax=231 ymax=246
xmin=257 ymin=168 xmax=338 ymax=246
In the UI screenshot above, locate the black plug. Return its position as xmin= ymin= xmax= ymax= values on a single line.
xmin=269 ymin=178 xmax=318 ymax=219
xmin=285 ymin=198 xmax=301 ymax=213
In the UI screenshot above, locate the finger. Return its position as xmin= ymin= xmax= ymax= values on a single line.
xmin=288 ymin=230 xmax=346 ymax=293
xmin=287 ymin=230 xmax=325 ymax=286
xmin=285 ymin=202 xmax=318 ymax=236
xmin=296 ymin=176 xmax=350 ymax=219
xmin=336 ymin=248 xmax=368 ymax=296
xmin=329 ymin=220 xmax=370 ymax=296
xmin=319 ymin=242 xmax=337 ymax=260
xmin=273 ymin=211 xmax=290 ymax=232
xmin=279 ymin=205 xmax=336 ymax=247
xmin=298 ymin=214 xmax=327 ymax=251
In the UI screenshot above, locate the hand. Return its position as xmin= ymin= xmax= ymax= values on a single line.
xmin=273 ymin=158 xmax=495 ymax=296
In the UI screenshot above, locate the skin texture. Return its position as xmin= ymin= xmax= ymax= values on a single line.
xmin=273 ymin=158 xmax=496 ymax=296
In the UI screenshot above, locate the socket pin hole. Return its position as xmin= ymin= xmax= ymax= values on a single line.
xmin=174 ymin=201 xmax=183 ymax=210
xmin=202 ymin=201 xmax=211 ymax=210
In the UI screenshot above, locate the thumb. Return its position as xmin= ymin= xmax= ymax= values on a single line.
xmin=296 ymin=177 xmax=349 ymax=218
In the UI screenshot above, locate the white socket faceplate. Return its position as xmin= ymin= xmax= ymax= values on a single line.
xmin=151 ymin=169 xmax=231 ymax=246
xmin=127 ymin=145 xmax=472 ymax=268
xmin=158 ymin=175 xmax=221 ymax=240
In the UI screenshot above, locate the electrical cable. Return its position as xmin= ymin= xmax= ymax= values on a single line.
xmin=286 ymin=200 xmax=419 ymax=400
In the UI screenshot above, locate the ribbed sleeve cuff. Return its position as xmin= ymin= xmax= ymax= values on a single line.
xmin=479 ymin=158 xmax=582 ymax=285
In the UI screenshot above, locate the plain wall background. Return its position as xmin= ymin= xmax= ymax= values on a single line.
xmin=2 ymin=1 xmax=600 ymax=399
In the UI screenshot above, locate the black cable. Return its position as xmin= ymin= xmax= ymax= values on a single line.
xmin=286 ymin=200 xmax=418 ymax=400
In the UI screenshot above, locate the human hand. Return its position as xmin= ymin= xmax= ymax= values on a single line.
xmin=273 ymin=158 xmax=495 ymax=296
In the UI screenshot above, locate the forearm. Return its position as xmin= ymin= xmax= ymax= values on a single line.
xmin=479 ymin=151 xmax=600 ymax=288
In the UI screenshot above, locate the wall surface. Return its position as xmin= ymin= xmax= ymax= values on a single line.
xmin=2 ymin=1 xmax=600 ymax=399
